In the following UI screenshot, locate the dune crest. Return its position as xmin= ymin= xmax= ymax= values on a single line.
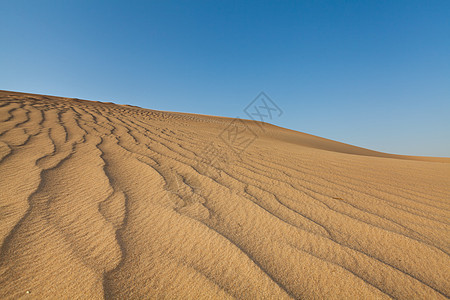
xmin=0 ymin=90 xmax=449 ymax=299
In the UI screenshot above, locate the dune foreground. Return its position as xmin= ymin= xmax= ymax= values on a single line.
xmin=0 ymin=90 xmax=449 ymax=299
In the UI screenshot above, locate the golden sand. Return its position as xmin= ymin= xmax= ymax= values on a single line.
xmin=0 ymin=90 xmax=449 ymax=299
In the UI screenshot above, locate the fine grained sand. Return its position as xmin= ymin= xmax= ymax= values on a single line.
xmin=0 ymin=90 xmax=449 ymax=300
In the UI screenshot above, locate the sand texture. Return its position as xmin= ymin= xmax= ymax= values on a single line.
xmin=0 ymin=90 xmax=449 ymax=299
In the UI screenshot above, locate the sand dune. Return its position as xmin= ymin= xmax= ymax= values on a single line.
xmin=0 ymin=90 xmax=449 ymax=299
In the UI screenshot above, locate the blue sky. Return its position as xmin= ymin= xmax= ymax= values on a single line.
xmin=1 ymin=0 xmax=449 ymax=156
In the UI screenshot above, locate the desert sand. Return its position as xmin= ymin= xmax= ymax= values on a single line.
xmin=0 ymin=90 xmax=449 ymax=299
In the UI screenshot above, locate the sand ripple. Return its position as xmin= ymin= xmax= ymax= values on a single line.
xmin=0 ymin=91 xmax=449 ymax=299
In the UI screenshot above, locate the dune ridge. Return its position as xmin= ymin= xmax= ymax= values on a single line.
xmin=0 ymin=90 xmax=449 ymax=299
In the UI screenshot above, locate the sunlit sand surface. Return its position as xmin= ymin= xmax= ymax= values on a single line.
xmin=0 ymin=90 xmax=449 ymax=299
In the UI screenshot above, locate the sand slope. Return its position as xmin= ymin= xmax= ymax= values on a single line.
xmin=0 ymin=90 xmax=449 ymax=299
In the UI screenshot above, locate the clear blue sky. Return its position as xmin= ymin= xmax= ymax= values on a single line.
xmin=1 ymin=1 xmax=449 ymax=156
